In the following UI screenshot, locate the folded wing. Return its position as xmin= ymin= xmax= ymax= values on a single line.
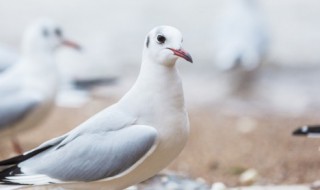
xmin=0 ymin=124 xmax=158 ymax=185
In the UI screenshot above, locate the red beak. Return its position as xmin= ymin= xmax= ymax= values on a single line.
xmin=167 ymin=48 xmax=193 ymax=63
xmin=62 ymin=39 xmax=81 ymax=51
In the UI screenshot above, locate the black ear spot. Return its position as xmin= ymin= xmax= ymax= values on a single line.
xmin=157 ymin=35 xmax=166 ymax=44
xmin=42 ymin=28 xmax=49 ymax=37
xmin=55 ymin=28 xmax=62 ymax=37
xmin=146 ymin=36 xmax=150 ymax=48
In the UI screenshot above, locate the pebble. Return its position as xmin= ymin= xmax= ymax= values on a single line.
xmin=239 ymin=169 xmax=259 ymax=185
xmin=211 ymin=182 xmax=228 ymax=190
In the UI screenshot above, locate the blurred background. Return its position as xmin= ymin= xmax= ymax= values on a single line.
xmin=0 ymin=0 xmax=320 ymax=187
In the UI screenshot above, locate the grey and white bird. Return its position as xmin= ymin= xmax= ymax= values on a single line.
xmin=293 ymin=125 xmax=320 ymax=138
xmin=0 ymin=18 xmax=80 ymax=153
xmin=0 ymin=26 xmax=192 ymax=189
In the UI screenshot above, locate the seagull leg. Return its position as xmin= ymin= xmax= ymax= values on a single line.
xmin=11 ymin=137 xmax=23 ymax=154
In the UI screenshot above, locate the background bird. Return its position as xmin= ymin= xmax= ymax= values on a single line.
xmin=213 ymin=0 xmax=269 ymax=71
xmin=0 ymin=25 xmax=192 ymax=190
xmin=0 ymin=18 xmax=80 ymax=154
xmin=212 ymin=0 xmax=269 ymax=98
xmin=293 ymin=125 xmax=320 ymax=138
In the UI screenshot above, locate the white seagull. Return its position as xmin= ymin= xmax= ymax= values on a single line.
xmin=0 ymin=18 xmax=80 ymax=153
xmin=0 ymin=26 xmax=192 ymax=189
xmin=293 ymin=125 xmax=320 ymax=138
xmin=213 ymin=0 xmax=269 ymax=71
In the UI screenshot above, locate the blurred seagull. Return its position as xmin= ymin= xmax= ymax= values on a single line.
xmin=0 ymin=19 xmax=80 ymax=153
xmin=0 ymin=26 xmax=192 ymax=190
xmin=213 ymin=0 xmax=269 ymax=71
xmin=212 ymin=0 xmax=269 ymax=97
xmin=293 ymin=125 xmax=320 ymax=138
xmin=0 ymin=44 xmax=18 ymax=72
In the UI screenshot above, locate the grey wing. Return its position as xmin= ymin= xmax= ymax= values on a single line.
xmin=0 ymin=93 xmax=41 ymax=130
xmin=19 ymin=125 xmax=158 ymax=182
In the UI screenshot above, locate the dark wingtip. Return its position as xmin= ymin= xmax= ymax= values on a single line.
xmin=73 ymin=77 xmax=118 ymax=90
xmin=0 ymin=165 xmax=23 ymax=185
xmin=0 ymin=145 xmax=54 ymax=166
xmin=292 ymin=127 xmax=308 ymax=136
xmin=292 ymin=125 xmax=320 ymax=136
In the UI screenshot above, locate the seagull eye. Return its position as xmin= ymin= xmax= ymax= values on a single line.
xmin=55 ymin=28 xmax=62 ymax=37
xmin=157 ymin=35 xmax=166 ymax=44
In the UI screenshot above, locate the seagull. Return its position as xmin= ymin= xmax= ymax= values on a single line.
xmin=211 ymin=0 xmax=269 ymax=98
xmin=0 ymin=25 xmax=192 ymax=189
xmin=213 ymin=0 xmax=269 ymax=71
xmin=0 ymin=18 xmax=80 ymax=153
xmin=293 ymin=125 xmax=320 ymax=138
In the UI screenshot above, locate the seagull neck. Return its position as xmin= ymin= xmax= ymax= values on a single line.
xmin=119 ymin=58 xmax=185 ymax=112
xmin=22 ymin=50 xmax=56 ymax=69
xmin=19 ymin=51 xmax=58 ymax=88
xmin=137 ymin=60 xmax=179 ymax=78
xmin=136 ymin=59 xmax=180 ymax=88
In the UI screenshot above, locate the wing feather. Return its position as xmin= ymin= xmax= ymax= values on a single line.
xmin=19 ymin=125 xmax=158 ymax=182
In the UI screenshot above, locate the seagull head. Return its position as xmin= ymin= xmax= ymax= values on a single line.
xmin=22 ymin=18 xmax=81 ymax=55
xmin=143 ymin=26 xmax=193 ymax=66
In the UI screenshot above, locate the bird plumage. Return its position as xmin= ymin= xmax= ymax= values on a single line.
xmin=0 ymin=26 xmax=192 ymax=190
xmin=0 ymin=19 xmax=80 ymax=155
